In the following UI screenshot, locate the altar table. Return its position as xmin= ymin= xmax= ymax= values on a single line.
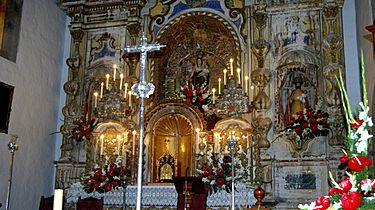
xmin=66 ymin=183 xmax=256 ymax=209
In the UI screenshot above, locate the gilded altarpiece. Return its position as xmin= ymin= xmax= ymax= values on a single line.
xmin=56 ymin=0 xmax=347 ymax=208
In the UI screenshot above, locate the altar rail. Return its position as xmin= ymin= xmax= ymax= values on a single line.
xmin=66 ymin=183 xmax=255 ymax=209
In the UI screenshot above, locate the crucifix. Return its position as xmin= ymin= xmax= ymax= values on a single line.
xmin=123 ymin=32 xmax=165 ymax=210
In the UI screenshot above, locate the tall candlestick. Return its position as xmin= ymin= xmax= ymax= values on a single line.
xmin=113 ymin=64 xmax=117 ymax=81
xmin=120 ymin=74 xmax=124 ymax=90
xmin=230 ymin=58 xmax=234 ymax=75
xmin=223 ymin=69 xmax=227 ymax=86
xmin=116 ymin=134 xmax=121 ymax=155
xmin=245 ymin=76 xmax=249 ymax=94
xmin=212 ymin=88 xmax=216 ymax=104
xmin=100 ymin=82 xmax=104 ymax=98
xmin=132 ymin=130 xmax=136 ymax=176
xmin=195 ymin=128 xmax=200 ymax=153
xmin=218 ymin=78 xmax=221 ymax=95
xmin=100 ymin=135 xmax=104 ymax=156
xmin=106 ymin=74 xmax=110 ymax=90
xmin=237 ymin=68 xmax=241 ymax=85
xmin=124 ymin=83 xmax=128 ymax=98
xmin=128 ymin=90 xmax=132 ymax=107
xmin=53 ymin=189 xmax=63 ymax=210
xmin=94 ymin=92 xmax=98 ymax=108
xmin=251 ymin=85 xmax=255 ymax=101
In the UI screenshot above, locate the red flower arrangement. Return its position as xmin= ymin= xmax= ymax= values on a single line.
xmin=178 ymin=83 xmax=211 ymax=108
xmin=299 ymin=54 xmax=375 ymax=210
xmin=81 ymin=157 xmax=131 ymax=194
xmin=285 ymin=105 xmax=330 ymax=140
xmin=70 ymin=113 xmax=98 ymax=142
xmin=196 ymin=155 xmax=234 ymax=195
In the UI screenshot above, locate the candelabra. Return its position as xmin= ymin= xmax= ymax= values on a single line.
xmin=209 ymin=59 xmax=252 ymax=118
xmin=227 ymin=132 xmax=238 ymax=210
xmin=5 ymin=135 xmax=18 ymax=210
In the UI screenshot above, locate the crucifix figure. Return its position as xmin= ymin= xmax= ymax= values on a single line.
xmin=122 ymin=32 xmax=165 ymax=210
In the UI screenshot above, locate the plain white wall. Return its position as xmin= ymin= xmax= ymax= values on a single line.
xmin=0 ymin=0 xmax=66 ymax=209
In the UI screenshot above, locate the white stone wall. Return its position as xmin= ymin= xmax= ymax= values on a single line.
xmin=0 ymin=0 xmax=66 ymax=209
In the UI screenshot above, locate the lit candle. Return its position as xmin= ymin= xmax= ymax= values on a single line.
xmin=195 ymin=128 xmax=200 ymax=153
xmin=100 ymin=135 xmax=104 ymax=156
xmin=212 ymin=88 xmax=216 ymax=104
xmin=113 ymin=64 xmax=117 ymax=81
xmin=53 ymin=189 xmax=63 ymax=210
xmin=120 ymin=74 xmax=124 ymax=90
xmin=93 ymin=92 xmax=98 ymax=108
xmin=223 ymin=69 xmax=227 ymax=86
xmin=132 ymin=130 xmax=136 ymax=159
xmin=128 ymin=90 xmax=132 ymax=107
xmin=106 ymin=74 xmax=110 ymax=90
xmin=116 ymin=134 xmax=121 ymax=155
xmin=230 ymin=58 xmax=234 ymax=75
xmin=237 ymin=68 xmax=241 ymax=85
xmin=214 ymin=132 xmax=220 ymax=153
xmin=124 ymin=83 xmax=128 ymax=98
xmin=245 ymin=76 xmax=249 ymax=94
xmin=218 ymin=78 xmax=221 ymax=95
xmin=100 ymin=82 xmax=104 ymax=98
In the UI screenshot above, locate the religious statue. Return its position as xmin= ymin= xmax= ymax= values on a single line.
xmin=284 ymin=76 xmax=307 ymax=125
xmin=191 ymin=50 xmax=210 ymax=87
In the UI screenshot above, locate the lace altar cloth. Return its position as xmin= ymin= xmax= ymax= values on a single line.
xmin=66 ymin=183 xmax=256 ymax=208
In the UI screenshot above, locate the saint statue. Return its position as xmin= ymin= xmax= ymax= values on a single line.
xmin=284 ymin=76 xmax=307 ymax=125
xmin=191 ymin=50 xmax=209 ymax=87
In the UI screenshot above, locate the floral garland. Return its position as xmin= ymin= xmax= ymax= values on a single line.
xmin=178 ymin=82 xmax=211 ymax=109
xmin=81 ymin=157 xmax=131 ymax=194
xmin=298 ymin=52 xmax=375 ymax=210
xmin=285 ymin=104 xmax=330 ymax=140
xmin=70 ymin=113 xmax=98 ymax=142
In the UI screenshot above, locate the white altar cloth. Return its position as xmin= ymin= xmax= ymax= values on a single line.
xmin=66 ymin=182 xmax=256 ymax=208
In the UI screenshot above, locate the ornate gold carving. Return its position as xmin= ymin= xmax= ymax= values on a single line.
xmin=70 ymin=30 xmax=84 ymax=41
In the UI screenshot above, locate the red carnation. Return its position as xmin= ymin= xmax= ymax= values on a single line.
xmin=216 ymin=177 xmax=225 ymax=186
xmin=93 ymin=182 xmax=100 ymax=189
xmin=310 ymin=124 xmax=318 ymax=133
xmin=84 ymin=186 xmax=93 ymax=193
xmin=208 ymin=175 xmax=214 ymax=180
xmin=301 ymin=121 xmax=308 ymax=128
xmin=94 ymin=171 xmax=102 ymax=178
xmin=197 ymin=97 xmax=205 ymax=103
xmin=215 ymin=168 xmax=224 ymax=175
xmin=185 ymin=98 xmax=191 ymax=103
xmin=289 ymin=119 xmax=295 ymax=125
xmin=104 ymin=183 xmax=112 ymax=192
xmin=294 ymin=127 xmax=302 ymax=134
xmin=340 ymin=155 xmax=348 ymax=163
xmin=185 ymin=87 xmax=193 ymax=97
xmin=100 ymin=175 xmax=107 ymax=182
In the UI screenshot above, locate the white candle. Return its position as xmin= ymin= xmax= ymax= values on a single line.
xmin=237 ymin=68 xmax=241 ymax=85
xmin=106 ymin=74 xmax=110 ymax=90
xmin=120 ymin=74 xmax=124 ymax=90
xmin=223 ymin=69 xmax=227 ymax=86
xmin=100 ymin=82 xmax=104 ymax=98
xmin=116 ymin=134 xmax=121 ymax=155
xmin=230 ymin=58 xmax=234 ymax=75
xmin=100 ymin=135 xmax=104 ymax=155
xmin=124 ymin=83 xmax=128 ymax=98
xmin=132 ymin=130 xmax=136 ymax=158
xmin=212 ymin=88 xmax=216 ymax=104
xmin=113 ymin=64 xmax=117 ymax=81
xmin=251 ymin=85 xmax=255 ymax=101
xmin=195 ymin=128 xmax=200 ymax=153
xmin=245 ymin=76 xmax=249 ymax=94
xmin=53 ymin=189 xmax=63 ymax=210
xmin=218 ymin=78 xmax=221 ymax=95
xmin=93 ymin=92 xmax=98 ymax=108
xmin=128 ymin=90 xmax=132 ymax=107
xmin=214 ymin=132 xmax=219 ymax=153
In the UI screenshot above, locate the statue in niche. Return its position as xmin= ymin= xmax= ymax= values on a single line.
xmin=283 ymin=74 xmax=310 ymax=126
xmin=191 ymin=49 xmax=210 ymax=88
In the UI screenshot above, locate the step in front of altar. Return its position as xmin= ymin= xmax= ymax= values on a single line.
xmin=66 ymin=183 xmax=256 ymax=209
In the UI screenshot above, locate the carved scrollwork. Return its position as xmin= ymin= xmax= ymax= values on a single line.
xmin=252 ymin=40 xmax=271 ymax=68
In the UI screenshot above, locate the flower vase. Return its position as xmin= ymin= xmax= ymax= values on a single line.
xmin=287 ymin=134 xmax=314 ymax=153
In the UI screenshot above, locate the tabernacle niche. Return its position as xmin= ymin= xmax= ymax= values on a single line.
xmin=0 ymin=81 xmax=14 ymax=133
